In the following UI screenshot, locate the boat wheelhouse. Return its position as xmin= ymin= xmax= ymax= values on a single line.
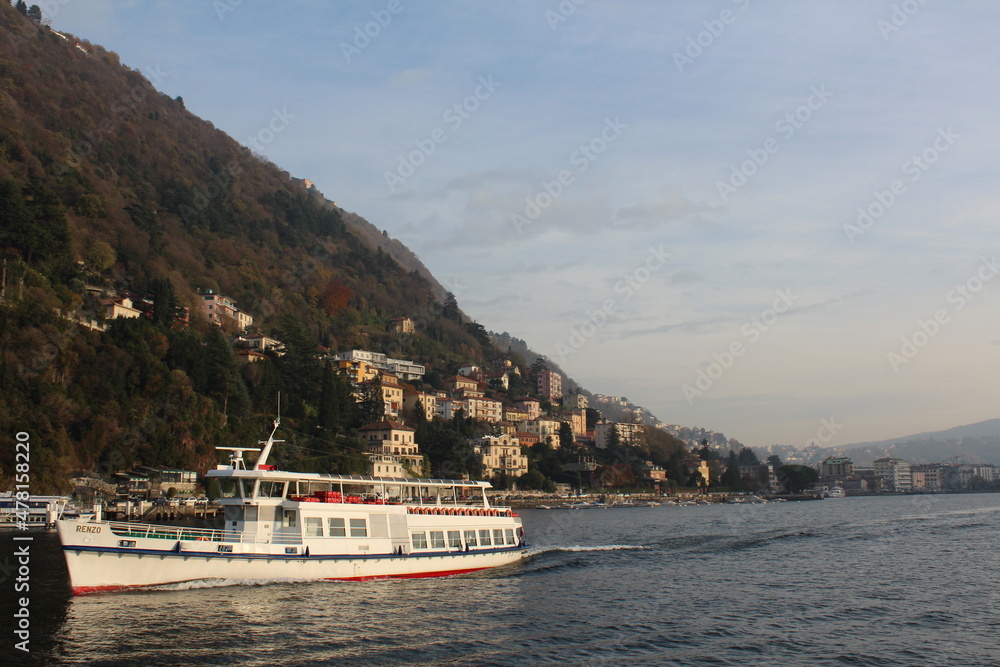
xmin=56 ymin=418 xmax=526 ymax=594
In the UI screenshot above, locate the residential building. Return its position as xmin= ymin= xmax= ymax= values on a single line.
xmin=103 ymin=296 xmax=142 ymax=320
xmin=462 ymin=397 xmax=504 ymax=423
xmin=595 ymin=421 xmax=644 ymax=448
xmin=874 ymin=457 xmax=912 ymax=491
xmin=236 ymin=349 xmax=267 ymax=364
xmin=521 ymin=419 xmax=562 ymax=446
xmin=402 ymin=390 xmax=437 ymax=419
xmin=489 ymin=355 xmax=518 ymax=371
xmin=910 ymin=465 xmax=942 ymax=491
xmin=821 ymin=456 xmax=854 ymax=478
xmin=199 ymin=289 xmax=253 ymax=331
xmin=435 ymin=398 xmax=459 ymax=420
xmin=554 ymin=409 xmax=586 ymax=437
xmin=537 ymin=370 xmax=563 ymax=401
xmin=134 ymin=467 xmax=198 ymax=495
xmin=239 ymin=334 xmax=283 ymax=353
xmin=443 ymin=375 xmax=480 ymax=394
xmin=685 ymin=457 xmax=711 ymax=486
xmin=514 ymin=398 xmax=541 ymax=420
xmin=504 ymin=406 xmax=531 ymax=424
xmin=470 ymin=434 xmax=528 ymax=478
xmin=739 ymin=463 xmax=779 ymax=492
xmin=389 ymin=316 xmax=414 ymax=334
xmin=358 ymin=420 xmax=425 ymax=477
xmin=565 ymin=392 xmax=588 ymax=409
xmin=516 ymin=431 xmax=540 ymax=447
xmin=337 ymin=358 xmax=379 ymax=385
xmin=379 ymin=373 xmax=404 ymax=418
xmin=336 ymin=349 xmax=425 ymax=382
xmin=635 ymin=460 xmax=668 ymax=490
xmin=457 ymin=363 xmax=481 ymax=378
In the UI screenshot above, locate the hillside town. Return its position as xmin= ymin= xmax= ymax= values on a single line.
xmin=73 ymin=287 xmax=1000 ymax=508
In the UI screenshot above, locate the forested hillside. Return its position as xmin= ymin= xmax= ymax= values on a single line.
xmin=0 ymin=4 xmax=505 ymax=492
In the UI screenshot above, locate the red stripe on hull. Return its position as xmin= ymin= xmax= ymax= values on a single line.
xmin=325 ymin=566 xmax=488 ymax=582
xmin=71 ymin=566 xmax=491 ymax=595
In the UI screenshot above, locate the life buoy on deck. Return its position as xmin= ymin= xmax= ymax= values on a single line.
xmin=196 ymin=536 xmax=210 ymax=542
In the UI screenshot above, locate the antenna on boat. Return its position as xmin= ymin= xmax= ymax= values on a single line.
xmin=255 ymin=393 xmax=283 ymax=469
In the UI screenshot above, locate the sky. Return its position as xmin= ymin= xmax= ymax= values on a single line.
xmin=44 ymin=1 xmax=1000 ymax=449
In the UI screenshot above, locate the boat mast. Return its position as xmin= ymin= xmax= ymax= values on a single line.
xmin=255 ymin=394 xmax=283 ymax=469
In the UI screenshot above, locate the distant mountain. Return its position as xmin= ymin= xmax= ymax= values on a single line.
xmin=815 ymin=419 xmax=1000 ymax=466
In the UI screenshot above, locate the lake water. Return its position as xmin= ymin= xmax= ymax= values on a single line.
xmin=5 ymin=493 xmax=1000 ymax=666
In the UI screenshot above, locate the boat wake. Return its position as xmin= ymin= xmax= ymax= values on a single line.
xmin=527 ymin=544 xmax=649 ymax=557
xmin=149 ymin=577 xmax=316 ymax=592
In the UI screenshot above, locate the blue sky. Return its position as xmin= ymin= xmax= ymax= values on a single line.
xmin=47 ymin=1 xmax=1000 ymax=448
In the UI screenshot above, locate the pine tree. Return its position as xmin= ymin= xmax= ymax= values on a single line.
xmin=14 ymin=1 xmax=27 ymax=16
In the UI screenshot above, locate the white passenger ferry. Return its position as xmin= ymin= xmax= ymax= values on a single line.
xmin=56 ymin=419 xmax=527 ymax=594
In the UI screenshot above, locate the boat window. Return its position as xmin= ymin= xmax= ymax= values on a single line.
xmin=493 ymin=529 xmax=504 ymax=545
xmin=479 ymin=529 xmax=492 ymax=546
xmin=218 ymin=479 xmax=237 ymax=498
xmin=411 ymin=531 xmax=427 ymax=549
xmin=240 ymin=479 xmax=255 ymax=499
xmin=258 ymin=481 xmax=286 ymax=498
xmin=350 ymin=518 xmax=367 ymax=538
xmin=464 ymin=530 xmax=477 ymax=547
xmin=328 ymin=518 xmax=346 ymax=537
xmin=430 ymin=531 xmax=445 ymax=549
xmin=505 ymin=529 xmax=515 ymax=545
xmin=305 ymin=517 xmax=323 ymax=537
xmin=439 ymin=486 xmax=456 ymax=505
xmin=282 ymin=510 xmax=297 ymax=528
xmin=447 ymin=531 xmax=462 ymax=548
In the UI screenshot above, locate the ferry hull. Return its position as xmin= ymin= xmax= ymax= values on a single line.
xmin=57 ymin=520 xmax=525 ymax=594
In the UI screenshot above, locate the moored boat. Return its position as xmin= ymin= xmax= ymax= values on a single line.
xmin=56 ymin=418 xmax=526 ymax=594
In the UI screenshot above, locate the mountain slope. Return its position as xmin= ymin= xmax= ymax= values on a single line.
xmin=0 ymin=5 xmax=506 ymax=491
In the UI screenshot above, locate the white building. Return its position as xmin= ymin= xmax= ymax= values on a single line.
xmin=470 ymin=434 xmax=528 ymax=479
xmin=336 ymin=349 xmax=425 ymax=382
xmin=873 ymin=457 xmax=912 ymax=491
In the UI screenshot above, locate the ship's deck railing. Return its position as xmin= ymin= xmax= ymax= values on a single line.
xmin=105 ymin=521 xmax=299 ymax=545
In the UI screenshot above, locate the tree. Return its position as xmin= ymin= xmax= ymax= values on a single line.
xmin=737 ymin=446 xmax=760 ymax=465
xmin=149 ymin=278 xmax=176 ymax=326
xmin=441 ymin=291 xmax=460 ymax=322
xmin=14 ymin=1 xmax=27 ymax=16
xmin=722 ymin=451 xmax=743 ymax=490
xmin=779 ymin=465 xmax=819 ymax=494
xmin=559 ymin=422 xmax=574 ymax=449
xmin=26 ymin=4 xmax=41 ymax=22
xmin=356 ymin=375 xmax=384 ymax=426
xmin=318 ymin=362 xmax=340 ymax=431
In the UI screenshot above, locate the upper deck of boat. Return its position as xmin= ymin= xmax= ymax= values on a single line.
xmin=206 ymin=466 xmax=491 ymax=490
